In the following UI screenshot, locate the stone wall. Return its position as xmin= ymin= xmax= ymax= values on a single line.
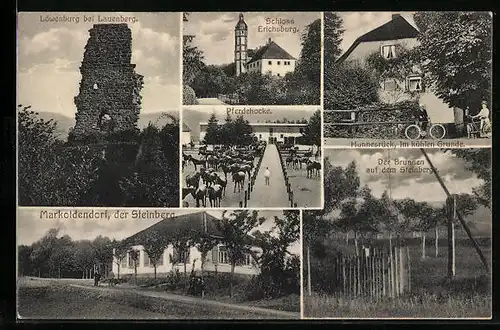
xmin=73 ymin=23 xmax=143 ymax=137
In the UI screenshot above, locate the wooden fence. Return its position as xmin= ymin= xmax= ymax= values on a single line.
xmin=218 ymin=93 xmax=240 ymax=105
xmin=276 ymin=144 xmax=298 ymax=207
xmin=330 ymin=246 xmax=411 ymax=299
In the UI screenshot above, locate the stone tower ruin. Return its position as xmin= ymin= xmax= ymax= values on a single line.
xmin=73 ymin=23 xmax=144 ymax=137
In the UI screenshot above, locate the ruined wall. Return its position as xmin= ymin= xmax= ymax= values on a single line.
xmin=73 ymin=23 xmax=143 ymax=137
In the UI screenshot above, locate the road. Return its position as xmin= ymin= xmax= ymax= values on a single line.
xmin=250 ymin=144 xmax=290 ymax=208
xmin=17 ymin=277 xmax=299 ymax=319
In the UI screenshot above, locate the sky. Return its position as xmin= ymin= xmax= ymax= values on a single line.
xmin=17 ymin=209 xmax=300 ymax=255
xmin=184 ymin=12 xmax=320 ymax=65
xmin=17 ymin=12 xmax=181 ymax=118
xmin=335 ymin=12 xmax=418 ymax=56
xmin=325 ymin=148 xmax=486 ymax=204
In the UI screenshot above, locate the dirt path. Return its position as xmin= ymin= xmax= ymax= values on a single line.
xmin=250 ymin=144 xmax=290 ymax=207
xmin=70 ymin=284 xmax=299 ymax=319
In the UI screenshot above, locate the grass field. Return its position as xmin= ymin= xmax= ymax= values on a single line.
xmin=182 ymin=149 xmax=260 ymax=208
xmin=286 ymin=166 xmax=322 ymax=208
xmin=17 ymin=277 xmax=298 ymax=319
xmin=304 ymin=237 xmax=492 ymax=318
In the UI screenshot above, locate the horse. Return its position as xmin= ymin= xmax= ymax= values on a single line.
xmin=232 ymin=171 xmax=246 ymax=193
xmin=207 ymin=184 xmax=223 ymax=207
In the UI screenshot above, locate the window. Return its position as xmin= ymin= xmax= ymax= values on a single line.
xmin=381 ymin=45 xmax=396 ymax=59
xmin=268 ymin=61 xmax=272 ymax=65
xmin=128 ymin=253 xmax=135 ymax=268
xmin=407 ymin=76 xmax=423 ymax=91
xmin=280 ymin=134 xmax=284 ymax=138
xmin=299 ymin=128 xmax=304 ymax=134
xmin=277 ymin=61 xmax=281 ymax=65
xmin=243 ymin=254 xmax=252 ymax=266
xmin=383 ymin=79 xmax=398 ymax=91
xmin=120 ymin=256 xmax=127 ymax=268
xmin=277 ymin=73 xmax=280 ymax=77
xmin=259 ymin=134 xmax=262 ymax=138
xmin=144 ymin=251 xmax=164 ymax=267
xmin=93 ymin=83 xmax=99 ymax=90
xmin=173 ymin=247 xmax=190 ymax=264
xmin=218 ymin=246 xmax=229 ymax=264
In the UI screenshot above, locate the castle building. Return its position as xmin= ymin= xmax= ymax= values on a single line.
xmin=73 ymin=24 xmax=144 ymax=137
xmin=234 ymin=13 xmax=296 ymax=77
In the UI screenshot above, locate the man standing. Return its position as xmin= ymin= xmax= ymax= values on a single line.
xmin=264 ymin=167 xmax=271 ymax=186
xmin=472 ymin=100 xmax=491 ymax=133
xmin=94 ymin=270 xmax=101 ymax=287
xmin=418 ymin=104 xmax=430 ymax=133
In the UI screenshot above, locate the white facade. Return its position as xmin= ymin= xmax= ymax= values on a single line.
xmin=182 ymin=131 xmax=191 ymax=145
xmin=246 ymin=58 xmax=296 ymax=77
xmin=200 ymin=122 xmax=307 ymax=144
xmin=112 ymin=244 xmax=261 ymax=277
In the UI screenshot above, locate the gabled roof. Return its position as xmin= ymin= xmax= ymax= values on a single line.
xmin=123 ymin=212 xmax=223 ymax=245
xmin=247 ymin=40 xmax=295 ymax=65
xmin=337 ymin=14 xmax=419 ymax=63
xmin=182 ymin=123 xmax=191 ymax=132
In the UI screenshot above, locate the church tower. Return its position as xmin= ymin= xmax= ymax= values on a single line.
xmin=234 ymin=13 xmax=248 ymax=77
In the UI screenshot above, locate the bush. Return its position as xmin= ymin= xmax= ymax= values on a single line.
xmin=183 ymin=85 xmax=198 ymax=105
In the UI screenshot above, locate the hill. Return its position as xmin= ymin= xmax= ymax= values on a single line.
xmin=27 ymin=111 xmax=180 ymax=140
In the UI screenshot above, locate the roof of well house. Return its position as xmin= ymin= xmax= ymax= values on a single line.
xmin=337 ymin=14 xmax=420 ymax=63
xmin=247 ymin=39 xmax=296 ymax=65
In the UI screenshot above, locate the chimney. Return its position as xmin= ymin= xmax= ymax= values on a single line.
xmin=392 ymin=13 xmax=401 ymax=20
xmin=267 ymin=37 xmax=271 ymax=44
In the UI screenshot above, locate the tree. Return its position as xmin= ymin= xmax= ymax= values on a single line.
xmin=324 ymin=61 xmax=380 ymax=110
xmin=49 ymin=235 xmax=76 ymax=278
xmin=323 ymin=12 xmax=344 ymax=65
xmin=301 ymin=110 xmax=321 ymax=153
xmin=232 ymin=116 xmax=254 ymax=146
xmin=169 ymin=230 xmax=192 ymax=285
xmin=142 ymin=231 xmax=168 ymax=279
xmin=412 ymin=201 xmax=436 ymax=260
xmin=183 ymin=33 xmax=205 ymax=85
xmin=413 ymin=12 xmax=492 ymax=111
xmin=128 ymin=248 xmax=140 ymax=285
xmin=74 ymin=240 xmax=94 ymax=279
xmin=18 ymin=105 xmax=60 ymax=205
xmin=297 ymin=18 xmax=321 ymax=88
xmin=30 ymin=228 xmax=60 ymax=277
xmin=446 ymin=149 xmax=491 ymax=209
xmin=18 ymin=245 xmax=33 ymax=277
xmin=220 ymin=114 xmax=234 ymax=146
xmin=324 ymin=160 xmax=361 ymax=213
xmin=203 ymin=113 xmax=220 ymax=146
xmin=216 ymin=210 xmax=266 ymax=297
xmin=251 ymin=210 xmax=301 ymax=298
xmin=112 ymin=241 xmax=128 ymax=280
xmin=191 ymin=230 xmax=219 ymax=297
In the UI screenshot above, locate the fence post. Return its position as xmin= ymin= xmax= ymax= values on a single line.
xmin=382 ymin=251 xmax=386 ymax=298
xmin=399 ymin=246 xmax=405 ymax=295
xmin=342 ymin=256 xmax=346 ymax=296
xmin=446 ymin=195 xmax=457 ymax=279
xmin=239 ymin=201 xmax=243 ymax=207
xmin=406 ymin=246 xmax=411 ymax=293
xmin=389 ymin=248 xmax=395 ymax=298
xmin=294 ymin=202 xmax=297 ymax=207
xmin=244 ymin=191 xmax=248 ymax=207
xmin=247 ymin=183 xmax=251 ymax=198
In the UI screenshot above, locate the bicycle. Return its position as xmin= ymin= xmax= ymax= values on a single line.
xmin=466 ymin=115 xmax=491 ymax=138
xmin=404 ymin=121 xmax=446 ymax=140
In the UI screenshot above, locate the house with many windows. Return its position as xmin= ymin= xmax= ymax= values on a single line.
xmin=112 ymin=212 xmax=262 ymax=278
xmin=337 ymin=13 xmax=456 ymax=126
xmin=199 ymin=122 xmax=307 ymax=145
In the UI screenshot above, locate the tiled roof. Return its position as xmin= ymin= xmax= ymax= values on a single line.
xmin=124 ymin=212 xmax=223 ymax=245
xmin=337 ymin=14 xmax=419 ymax=63
xmin=247 ymin=40 xmax=295 ymax=65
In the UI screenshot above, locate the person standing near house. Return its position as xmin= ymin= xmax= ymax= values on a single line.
xmin=472 ymin=101 xmax=491 ymax=133
xmin=264 ymin=167 xmax=271 ymax=186
xmin=418 ymin=104 xmax=430 ymax=132
xmin=94 ymin=270 xmax=101 ymax=287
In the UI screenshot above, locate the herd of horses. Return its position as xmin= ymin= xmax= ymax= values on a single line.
xmin=282 ymin=147 xmax=322 ymax=179
xmin=182 ymin=144 xmax=265 ymax=207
